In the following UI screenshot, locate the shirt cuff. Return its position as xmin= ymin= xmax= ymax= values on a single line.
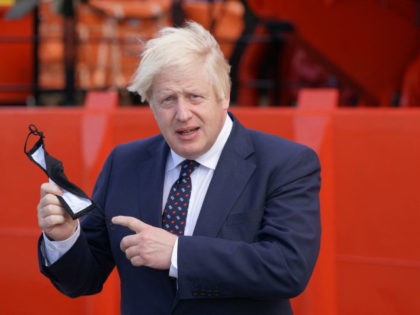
xmin=42 ymin=220 xmax=80 ymax=266
xmin=169 ymin=237 xmax=179 ymax=278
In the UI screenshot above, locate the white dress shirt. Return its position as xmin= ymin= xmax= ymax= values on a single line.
xmin=165 ymin=114 xmax=232 ymax=277
xmin=43 ymin=114 xmax=233 ymax=277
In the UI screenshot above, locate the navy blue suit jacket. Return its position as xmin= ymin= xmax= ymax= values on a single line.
xmin=40 ymin=113 xmax=321 ymax=315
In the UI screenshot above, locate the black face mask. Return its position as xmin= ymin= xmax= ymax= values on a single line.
xmin=24 ymin=124 xmax=95 ymax=219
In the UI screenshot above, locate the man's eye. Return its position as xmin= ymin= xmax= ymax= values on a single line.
xmin=160 ymin=96 xmax=176 ymax=105
xmin=190 ymin=94 xmax=202 ymax=102
xmin=157 ymin=95 xmax=176 ymax=108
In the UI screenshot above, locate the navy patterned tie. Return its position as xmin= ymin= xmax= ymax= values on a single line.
xmin=162 ymin=160 xmax=199 ymax=235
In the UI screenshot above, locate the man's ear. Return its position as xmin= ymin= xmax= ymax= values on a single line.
xmin=222 ymin=90 xmax=231 ymax=109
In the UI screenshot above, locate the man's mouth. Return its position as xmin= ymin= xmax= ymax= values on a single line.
xmin=177 ymin=127 xmax=199 ymax=135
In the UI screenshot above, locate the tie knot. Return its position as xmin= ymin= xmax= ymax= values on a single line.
xmin=179 ymin=160 xmax=199 ymax=178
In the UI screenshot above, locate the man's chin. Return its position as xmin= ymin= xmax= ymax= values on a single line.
xmin=173 ymin=146 xmax=203 ymax=160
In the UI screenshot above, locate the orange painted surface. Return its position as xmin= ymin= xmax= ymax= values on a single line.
xmin=400 ymin=52 xmax=420 ymax=107
xmin=182 ymin=0 xmax=245 ymax=59
xmin=1 ymin=90 xmax=420 ymax=314
xmin=0 ymin=108 xmax=89 ymax=314
xmin=89 ymin=0 xmax=172 ymax=19
xmin=292 ymin=89 xmax=338 ymax=315
xmin=0 ymin=7 xmax=33 ymax=104
xmin=332 ymin=109 xmax=420 ymax=315
xmin=247 ymin=0 xmax=420 ymax=105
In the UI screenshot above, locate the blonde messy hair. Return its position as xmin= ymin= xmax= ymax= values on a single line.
xmin=127 ymin=21 xmax=231 ymax=103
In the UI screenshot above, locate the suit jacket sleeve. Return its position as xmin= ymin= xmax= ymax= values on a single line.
xmin=177 ymin=137 xmax=321 ymax=300
xmin=38 ymin=150 xmax=117 ymax=297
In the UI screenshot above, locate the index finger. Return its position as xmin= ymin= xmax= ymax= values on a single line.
xmin=112 ymin=215 xmax=147 ymax=233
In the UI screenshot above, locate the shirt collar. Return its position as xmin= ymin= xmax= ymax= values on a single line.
xmin=167 ymin=114 xmax=233 ymax=171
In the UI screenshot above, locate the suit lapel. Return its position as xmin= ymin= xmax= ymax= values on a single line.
xmin=136 ymin=138 xmax=169 ymax=227
xmin=193 ymin=117 xmax=255 ymax=237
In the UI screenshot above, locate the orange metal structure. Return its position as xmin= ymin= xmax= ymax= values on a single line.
xmin=1 ymin=89 xmax=420 ymax=314
xmin=0 ymin=6 xmax=33 ymax=104
xmin=246 ymin=0 xmax=420 ymax=105
xmin=182 ymin=0 xmax=245 ymax=59
xmin=1 ymin=2 xmax=420 ymax=312
xmin=2 ymin=0 xmax=420 ymax=106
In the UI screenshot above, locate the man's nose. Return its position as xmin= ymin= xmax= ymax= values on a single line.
xmin=175 ymin=98 xmax=192 ymax=121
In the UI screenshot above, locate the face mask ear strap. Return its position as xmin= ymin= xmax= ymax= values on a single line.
xmin=24 ymin=124 xmax=44 ymax=155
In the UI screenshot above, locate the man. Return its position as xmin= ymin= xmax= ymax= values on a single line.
xmin=37 ymin=21 xmax=321 ymax=315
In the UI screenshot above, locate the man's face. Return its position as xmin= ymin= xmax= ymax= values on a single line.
xmin=150 ymin=65 xmax=229 ymax=160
